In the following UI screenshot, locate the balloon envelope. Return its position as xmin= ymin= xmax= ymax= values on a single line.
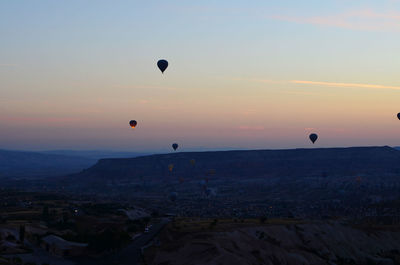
xmin=157 ymin=59 xmax=168 ymax=73
xmin=129 ymin=120 xmax=137 ymax=128
xmin=309 ymin=133 xmax=318 ymax=144
xmin=172 ymin=143 xmax=179 ymax=151
xmin=397 ymin=113 xmax=400 ymax=120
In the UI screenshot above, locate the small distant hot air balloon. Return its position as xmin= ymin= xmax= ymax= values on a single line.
xmin=397 ymin=113 xmax=400 ymax=120
xmin=190 ymin=159 xmax=196 ymax=166
xmin=172 ymin=143 xmax=179 ymax=151
xmin=309 ymin=133 xmax=318 ymax=144
xmin=157 ymin=59 xmax=168 ymax=74
xmin=168 ymin=164 xmax=174 ymax=172
xmin=129 ymin=120 xmax=137 ymax=128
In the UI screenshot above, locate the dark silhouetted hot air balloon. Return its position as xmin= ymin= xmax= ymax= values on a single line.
xmin=397 ymin=113 xmax=400 ymax=120
xmin=172 ymin=143 xmax=178 ymax=151
xmin=168 ymin=164 xmax=174 ymax=172
xmin=129 ymin=120 xmax=137 ymax=128
xmin=190 ymin=159 xmax=196 ymax=166
xmin=309 ymin=133 xmax=318 ymax=144
xmin=157 ymin=59 xmax=168 ymax=74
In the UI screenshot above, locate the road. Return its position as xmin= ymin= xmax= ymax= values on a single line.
xmin=113 ymin=218 xmax=170 ymax=265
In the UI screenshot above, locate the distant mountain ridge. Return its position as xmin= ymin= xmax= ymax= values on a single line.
xmin=70 ymin=146 xmax=400 ymax=181
xmin=0 ymin=149 xmax=97 ymax=178
xmin=40 ymin=150 xmax=151 ymax=160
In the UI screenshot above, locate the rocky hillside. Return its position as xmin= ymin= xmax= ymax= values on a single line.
xmin=146 ymin=219 xmax=400 ymax=265
xmin=71 ymin=146 xmax=400 ymax=181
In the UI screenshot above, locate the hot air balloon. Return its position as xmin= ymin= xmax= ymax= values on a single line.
xmin=169 ymin=192 xmax=178 ymax=202
xmin=172 ymin=143 xmax=178 ymax=151
xmin=190 ymin=159 xmax=196 ymax=166
xmin=309 ymin=133 xmax=318 ymax=144
xmin=397 ymin=113 xmax=400 ymax=120
xmin=157 ymin=59 xmax=168 ymax=74
xmin=129 ymin=120 xmax=137 ymax=128
xmin=168 ymin=164 xmax=174 ymax=172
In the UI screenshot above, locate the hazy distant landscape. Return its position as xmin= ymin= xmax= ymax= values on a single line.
xmin=0 ymin=149 xmax=151 ymax=178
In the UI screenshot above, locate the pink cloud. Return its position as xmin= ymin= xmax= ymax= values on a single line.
xmin=269 ymin=9 xmax=400 ymax=32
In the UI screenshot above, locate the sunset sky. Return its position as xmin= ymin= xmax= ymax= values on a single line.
xmin=1 ymin=0 xmax=400 ymax=152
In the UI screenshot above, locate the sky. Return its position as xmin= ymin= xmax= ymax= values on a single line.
xmin=1 ymin=0 xmax=400 ymax=152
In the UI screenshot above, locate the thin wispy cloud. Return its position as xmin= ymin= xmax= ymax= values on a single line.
xmin=269 ymin=9 xmax=400 ymax=32
xmin=291 ymin=80 xmax=400 ymax=90
xmin=238 ymin=78 xmax=400 ymax=91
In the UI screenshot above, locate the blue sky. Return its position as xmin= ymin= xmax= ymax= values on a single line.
xmin=1 ymin=1 xmax=400 ymax=151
